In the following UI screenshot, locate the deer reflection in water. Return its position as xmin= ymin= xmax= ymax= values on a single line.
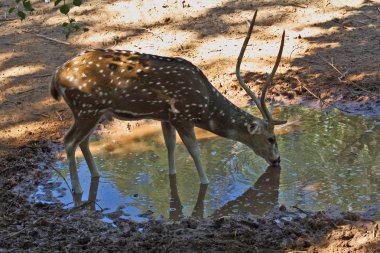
xmin=168 ymin=174 xmax=208 ymax=220
xmin=71 ymin=165 xmax=280 ymax=219
xmin=213 ymin=165 xmax=281 ymax=218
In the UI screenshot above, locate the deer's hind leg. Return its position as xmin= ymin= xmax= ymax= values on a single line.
xmin=64 ymin=117 xmax=100 ymax=194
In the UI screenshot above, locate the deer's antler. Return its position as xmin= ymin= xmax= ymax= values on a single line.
xmin=236 ymin=10 xmax=287 ymax=126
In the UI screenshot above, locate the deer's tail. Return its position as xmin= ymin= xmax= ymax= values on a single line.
xmin=49 ymin=70 xmax=61 ymax=101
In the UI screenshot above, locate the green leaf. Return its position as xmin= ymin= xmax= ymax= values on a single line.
xmin=62 ymin=22 xmax=80 ymax=39
xmin=60 ymin=4 xmax=70 ymax=15
xmin=16 ymin=0 xmax=21 ymax=3
xmin=17 ymin=10 xmax=26 ymax=20
xmin=73 ymin=0 xmax=82 ymax=6
xmin=23 ymin=1 xmax=34 ymax=11
xmin=8 ymin=7 xmax=16 ymax=14
xmin=54 ymin=0 xmax=62 ymax=6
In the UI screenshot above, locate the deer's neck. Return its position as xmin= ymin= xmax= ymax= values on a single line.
xmin=197 ymin=95 xmax=256 ymax=143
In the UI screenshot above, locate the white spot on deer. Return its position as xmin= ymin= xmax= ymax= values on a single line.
xmin=137 ymin=69 xmax=142 ymax=73
xmin=82 ymin=73 xmax=87 ymax=78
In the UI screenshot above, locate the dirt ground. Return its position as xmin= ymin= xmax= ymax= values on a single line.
xmin=0 ymin=0 xmax=379 ymax=252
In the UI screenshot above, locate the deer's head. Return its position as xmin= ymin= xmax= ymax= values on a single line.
xmin=236 ymin=11 xmax=286 ymax=165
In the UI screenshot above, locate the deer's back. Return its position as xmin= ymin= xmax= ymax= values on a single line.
xmin=55 ymin=49 xmax=216 ymax=122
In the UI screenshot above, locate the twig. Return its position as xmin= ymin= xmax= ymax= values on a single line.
xmin=137 ymin=28 xmax=164 ymax=42
xmin=0 ymin=18 xmax=17 ymax=22
xmin=289 ymin=45 xmax=301 ymax=60
xmin=50 ymin=165 xmax=73 ymax=196
xmin=23 ymin=30 xmax=71 ymax=45
xmin=319 ymin=55 xmax=380 ymax=98
xmin=18 ymin=88 xmax=36 ymax=95
xmin=361 ymin=13 xmax=376 ymax=21
xmin=319 ymin=56 xmax=343 ymax=75
xmin=55 ymin=111 xmax=63 ymax=121
xmin=295 ymin=77 xmax=320 ymax=100
xmin=319 ymin=55 xmax=351 ymax=82
xmin=32 ymin=112 xmax=49 ymax=118
xmin=292 ymin=205 xmax=309 ymax=214
xmin=338 ymin=70 xmax=349 ymax=82
xmin=32 ymin=73 xmax=52 ymax=78
xmin=35 ymin=33 xmax=71 ymax=45
xmin=4 ymin=217 xmax=45 ymax=240
xmin=352 ymin=83 xmax=380 ymax=99
xmin=292 ymin=3 xmax=307 ymax=8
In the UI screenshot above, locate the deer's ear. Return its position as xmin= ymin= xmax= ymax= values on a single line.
xmin=247 ymin=121 xmax=262 ymax=135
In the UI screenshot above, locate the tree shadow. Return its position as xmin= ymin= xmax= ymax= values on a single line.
xmin=287 ymin=2 xmax=380 ymax=106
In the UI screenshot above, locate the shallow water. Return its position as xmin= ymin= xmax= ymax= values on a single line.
xmin=31 ymin=106 xmax=380 ymax=221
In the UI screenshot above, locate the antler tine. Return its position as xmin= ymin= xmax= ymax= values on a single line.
xmin=260 ymin=30 xmax=287 ymax=125
xmin=236 ymin=10 xmax=266 ymax=118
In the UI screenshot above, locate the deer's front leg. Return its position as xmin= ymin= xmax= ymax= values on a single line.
xmin=161 ymin=122 xmax=176 ymax=175
xmin=174 ymin=123 xmax=209 ymax=185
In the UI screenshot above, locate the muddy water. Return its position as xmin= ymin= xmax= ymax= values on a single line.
xmin=31 ymin=107 xmax=380 ymax=221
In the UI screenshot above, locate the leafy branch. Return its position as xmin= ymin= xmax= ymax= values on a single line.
xmin=8 ymin=0 xmax=84 ymax=38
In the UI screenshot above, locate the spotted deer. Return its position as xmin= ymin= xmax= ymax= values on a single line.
xmin=50 ymin=11 xmax=287 ymax=194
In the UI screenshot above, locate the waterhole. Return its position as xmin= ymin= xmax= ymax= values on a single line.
xmin=31 ymin=106 xmax=380 ymax=221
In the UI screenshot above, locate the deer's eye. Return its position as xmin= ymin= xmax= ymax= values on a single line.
xmin=268 ymin=137 xmax=275 ymax=144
